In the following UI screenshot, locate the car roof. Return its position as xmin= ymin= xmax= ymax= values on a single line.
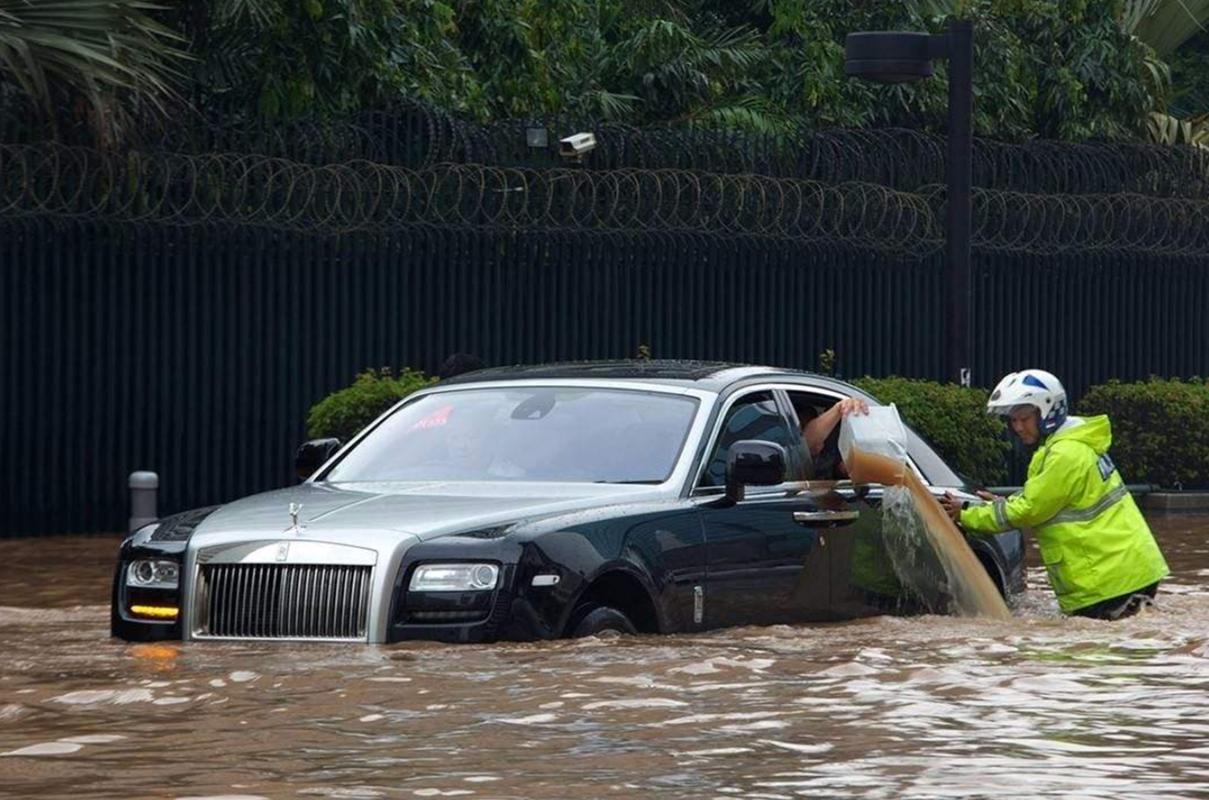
xmin=437 ymin=359 xmax=853 ymax=393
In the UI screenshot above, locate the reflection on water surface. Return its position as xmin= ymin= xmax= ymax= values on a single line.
xmin=1 ymin=517 xmax=1207 ymax=799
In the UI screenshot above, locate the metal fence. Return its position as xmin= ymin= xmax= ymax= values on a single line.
xmin=3 ymin=102 xmax=1208 ymax=534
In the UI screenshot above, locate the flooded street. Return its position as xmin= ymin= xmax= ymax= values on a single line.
xmin=2 ymin=518 xmax=1207 ymax=799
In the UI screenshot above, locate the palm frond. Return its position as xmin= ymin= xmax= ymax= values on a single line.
xmin=615 ymin=18 xmax=767 ymax=120
xmin=0 ymin=0 xmax=187 ymax=127
xmin=1122 ymin=0 xmax=1209 ymax=54
xmin=209 ymin=0 xmax=282 ymax=28
xmin=899 ymin=0 xmax=964 ymax=19
xmin=684 ymin=95 xmax=794 ymax=137
xmin=1147 ymin=110 xmax=1209 ymax=147
xmin=684 ymin=26 xmax=765 ymax=73
xmin=576 ymin=88 xmax=641 ymax=120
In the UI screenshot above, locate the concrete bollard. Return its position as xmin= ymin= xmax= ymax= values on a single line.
xmin=129 ymin=471 xmax=159 ymax=533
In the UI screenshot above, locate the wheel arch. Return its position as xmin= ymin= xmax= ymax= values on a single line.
xmin=562 ymin=563 xmax=663 ymax=635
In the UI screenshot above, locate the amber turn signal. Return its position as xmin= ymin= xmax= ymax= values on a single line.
xmin=129 ymin=604 xmax=179 ymax=620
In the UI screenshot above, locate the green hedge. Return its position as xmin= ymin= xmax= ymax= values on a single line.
xmin=1079 ymin=378 xmax=1209 ymax=489
xmin=306 ymin=367 xmax=436 ymax=442
xmin=852 ymin=377 xmax=1010 ymax=487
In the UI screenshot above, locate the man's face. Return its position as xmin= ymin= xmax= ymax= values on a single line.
xmin=1008 ymin=406 xmax=1041 ymax=445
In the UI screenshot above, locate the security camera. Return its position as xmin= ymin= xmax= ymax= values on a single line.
xmin=559 ymin=132 xmax=597 ymax=158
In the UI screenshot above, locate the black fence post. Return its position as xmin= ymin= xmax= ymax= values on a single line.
xmin=946 ymin=19 xmax=974 ymax=388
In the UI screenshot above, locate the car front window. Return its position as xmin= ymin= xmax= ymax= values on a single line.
xmin=323 ymin=387 xmax=700 ymax=484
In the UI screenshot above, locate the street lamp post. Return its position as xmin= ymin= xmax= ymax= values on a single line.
xmin=845 ymin=20 xmax=974 ymax=387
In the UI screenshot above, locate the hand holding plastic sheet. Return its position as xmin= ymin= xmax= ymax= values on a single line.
xmin=839 ymin=403 xmax=909 ymax=468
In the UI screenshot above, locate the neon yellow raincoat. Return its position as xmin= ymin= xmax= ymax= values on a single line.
xmin=960 ymin=415 xmax=1168 ymax=613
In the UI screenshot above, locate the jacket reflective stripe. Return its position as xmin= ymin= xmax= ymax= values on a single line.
xmin=992 ymin=499 xmax=1010 ymax=531
xmin=1040 ymin=483 xmax=1129 ymax=528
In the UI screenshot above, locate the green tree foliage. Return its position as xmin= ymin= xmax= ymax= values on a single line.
xmin=5 ymin=0 xmax=1203 ymax=143
xmin=0 ymin=0 xmax=186 ymax=143
xmin=165 ymin=0 xmax=447 ymax=120
xmin=1167 ymin=28 xmax=1209 ymax=120
xmin=449 ymin=0 xmax=1169 ymax=140
xmin=792 ymin=0 xmax=1167 ymax=141
xmin=853 ymin=376 xmax=1010 ymax=486
xmin=69 ymin=0 xmax=1167 ymax=139
xmin=306 ymin=367 xmax=436 ymax=441
xmin=170 ymin=0 xmax=1171 ymax=140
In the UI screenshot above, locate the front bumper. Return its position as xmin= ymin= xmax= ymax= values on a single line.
xmin=112 ymin=532 xmax=578 ymax=644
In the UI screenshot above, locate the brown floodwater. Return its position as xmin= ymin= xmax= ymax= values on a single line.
xmin=1 ymin=518 xmax=1207 ymax=799
xmin=845 ymin=448 xmax=1010 ymax=620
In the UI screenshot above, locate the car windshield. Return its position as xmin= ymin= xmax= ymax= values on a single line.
xmin=323 ymin=387 xmax=700 ymax=484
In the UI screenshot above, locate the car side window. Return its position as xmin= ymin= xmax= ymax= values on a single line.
xmin=699 ymin=391 xmax=801 ymax=488
xmin=785 ymin=389 xmax=845 ymax=481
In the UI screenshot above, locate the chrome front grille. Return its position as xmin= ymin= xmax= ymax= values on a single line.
xmin=196 ymin=564 xmax=372 ymax=640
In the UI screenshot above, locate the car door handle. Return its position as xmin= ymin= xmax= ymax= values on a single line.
xmin=793 ymin=510 xmax=860 ymax=526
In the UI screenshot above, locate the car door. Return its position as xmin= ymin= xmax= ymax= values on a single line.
xmin=693 ymin=388 xmax=848 ymax=628
xmin=783 ymin=385 xmax=952 ymax=618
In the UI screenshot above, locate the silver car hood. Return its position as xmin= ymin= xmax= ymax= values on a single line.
xmin=193 ymin=480 xmax=669 ymax=541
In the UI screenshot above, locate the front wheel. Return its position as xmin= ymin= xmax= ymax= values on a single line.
xmin=567 ymin=604 xmax=637 ymax=637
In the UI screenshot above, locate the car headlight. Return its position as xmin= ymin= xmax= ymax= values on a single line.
xmin=127 ymin=559 xmax=180 ymax=590
xmin=409 ymin=563 xmax=499 ymax=592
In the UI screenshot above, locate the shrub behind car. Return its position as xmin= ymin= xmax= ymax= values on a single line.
xmin=307 ymin=367 xmax=436 ymax=441
xmin=1080 ymin=377 xmax=1209 ymax=490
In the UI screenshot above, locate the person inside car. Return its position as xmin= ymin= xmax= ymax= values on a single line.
xmin=795 ymin=397 xmax=869 ymax=479
xmin=433 ymin=404 xmax=527 ymax=479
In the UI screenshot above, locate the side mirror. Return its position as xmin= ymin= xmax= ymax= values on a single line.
xmin=725 ymin=440 xmax=787 ymax=504
xmin=295 ymin=438 xmax=342 ymax=481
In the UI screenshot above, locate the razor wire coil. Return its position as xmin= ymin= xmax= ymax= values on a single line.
xmin=6 ymin=99 xmax=1208 ymax=197
xmin=5 ymin=143 xmax=1209 ymax=256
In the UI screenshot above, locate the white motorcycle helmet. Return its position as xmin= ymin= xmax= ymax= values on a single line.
xmin=987 ymin=369 xmax=1068 ymax=435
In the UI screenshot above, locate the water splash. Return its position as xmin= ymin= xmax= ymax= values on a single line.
xmin=845 ymin=447 xmax=1010 ymax=619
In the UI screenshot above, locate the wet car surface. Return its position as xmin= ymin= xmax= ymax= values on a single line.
xmin=3 ymin=516 xmax=1208 ymax=799
xmin=112 ymin=364 xmax=1026 ymax=645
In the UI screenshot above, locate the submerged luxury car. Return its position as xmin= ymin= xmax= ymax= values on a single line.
xmin=112 ymin=361 xmax=1026 ymax=644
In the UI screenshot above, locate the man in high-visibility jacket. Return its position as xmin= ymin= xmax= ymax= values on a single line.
xmin=940 ymin=369 xmax=1168 ymax=620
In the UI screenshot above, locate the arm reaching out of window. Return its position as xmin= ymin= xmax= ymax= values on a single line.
xmin=802 ymin=397 xmax=869 ymax=456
